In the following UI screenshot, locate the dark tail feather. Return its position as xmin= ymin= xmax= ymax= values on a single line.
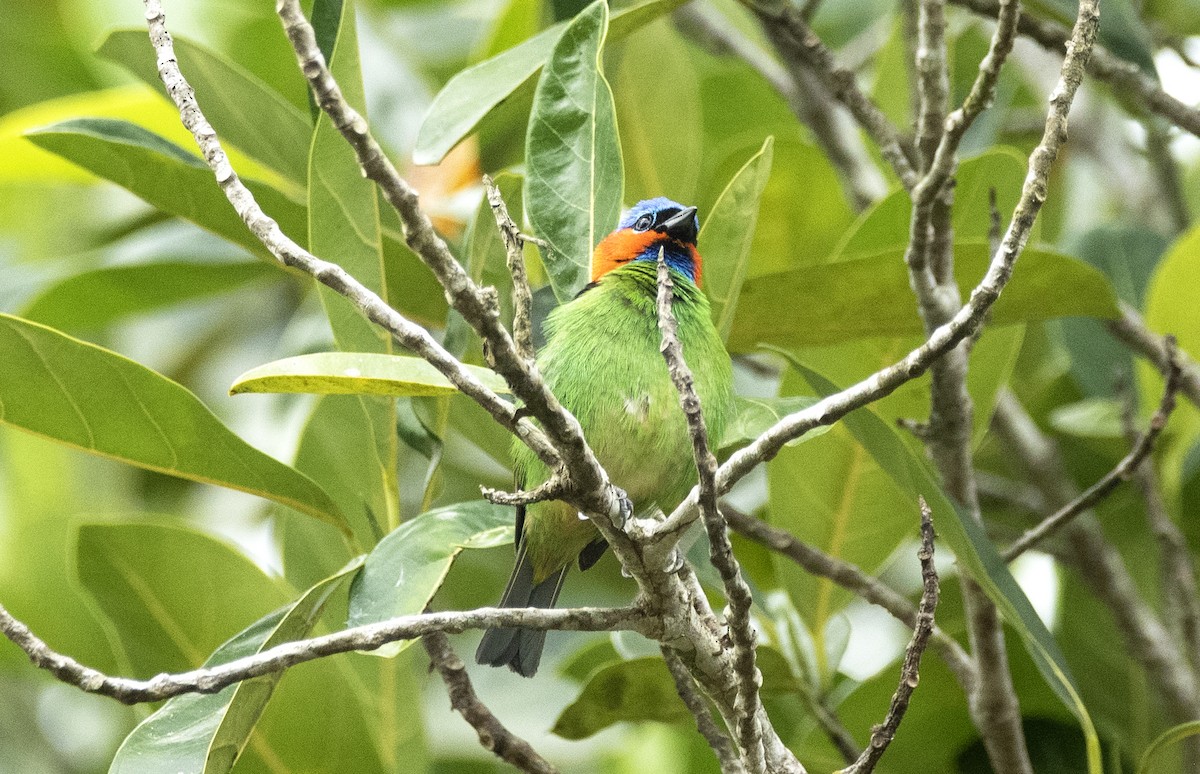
xmin=475 ymin=544 xmax=567 ymax=677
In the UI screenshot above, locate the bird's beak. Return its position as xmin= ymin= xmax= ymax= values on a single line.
xmin=657 ymin=206 xmax=699 ymax=244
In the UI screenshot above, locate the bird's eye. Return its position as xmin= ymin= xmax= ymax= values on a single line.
xmin=632 ymin=214 xmax=654 ymax=232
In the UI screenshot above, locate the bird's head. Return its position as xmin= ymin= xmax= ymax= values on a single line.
xmin=590 ymin=197 xmax=702 ymax=285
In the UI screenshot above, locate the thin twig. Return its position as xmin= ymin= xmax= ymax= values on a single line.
xmin=682 ymin=2 xmax=885 ymax=209
xmin=1119 ymin=376 xmax=1200 ymax=682
xmin=722 ymin=507 xmax=975 ymax=691
xmin=1107 ymin=302 xmax=1200 ymax=409
xmin=663 ymin=648 xmax=748 ymax=774
xmin=840 ymin=498 xmax=939 ymax=774
xmin=1002 ymin=336 xmax=1183 ymax=561
xmin=483 ymin=175 xmax=535 ymax=361
xmin=951 ymin=0 xmax=1200 ymax=139
xmin=992 ymin=391 xmax=1200 ymax=726
xmin=0 ymin=601 xmax=650 ymax=705
xmin=481 ymin=477 xmax=567 ymax=507
xmin=743 ymin=0 xmax=920 ymax=189
xmin=655 ymin=249 xmax=766 ymax=774
xmin=422 ymin=631 xmax=558 ymax=774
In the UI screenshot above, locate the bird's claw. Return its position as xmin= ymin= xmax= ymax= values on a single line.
xmin=610 ymin=487 xmax=633 ymax=530
xmin=663 ymin=547 xmax=684 ymax=574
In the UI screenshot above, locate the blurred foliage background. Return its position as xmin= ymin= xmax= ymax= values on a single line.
xmin=1 ymin=0 xmax=1200 ymax=772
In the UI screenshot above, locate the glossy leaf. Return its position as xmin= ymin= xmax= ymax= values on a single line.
xmin=346 ymin=500 xmax=512 ymax=657
xmin=551 ymin=658 xmax=692 ymax=739
xmin=728 ymin=243 xmax=1119 ymax=353
xmin=26 ymin=118 xmax=306 ymax=261
xmin=1029 ymin=0 xmax=1157 ymax=74
xmin=307 ymin=0 xmax=402 ymax=541
xmin=699 ymin=136 xmax=774 ymax=343
xmin=230 ymin=352 xmax=511 ymax=398
xmin=109 ymin=557 xmax=363 ymax=774
xmin=96 ymin=29 xmax=312 ymax=187
xmin=0 ymin=314 xmax=346 ymax=533
xmin=524 ymin=0 xmax=623 ymax=301
xmin=784 ymin=358 xmax=1102 ymax=773
xmin=413 ymin=0 xmax=687 ymax=166
xmin=20 ymin=261 xmax=276 ymax=331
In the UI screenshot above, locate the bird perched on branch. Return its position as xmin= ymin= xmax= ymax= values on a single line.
xmin=476 ymin=198 xmax=734 ymax=676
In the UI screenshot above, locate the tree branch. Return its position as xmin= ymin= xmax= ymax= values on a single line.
xmin=992 ymin=391 xmax=1200 ymax=727
xmin=656 ymin=249 xmax=767 ymax=773
xmin=1107 ymin=302 xmax=1200 ymax=409
xmin=677 ymin=2 xmax=885 ymax=210
xmin=0 ymin=601 xmax=650 ymax=705
xmin=743 ymin=0 xmax=920 ymax=189
xmin=663 ymin=647 xmax=748 ymax=774
xmin=723 ymin=506 xmax=974 ymax=690
xmin=1003 ymin=336 xmax=1183 ymax=561
xmin=840 ymin=498 xmax=939 ymax=774
xmin=952 ymin=0 xmax=1200 ymax=139
xmin=421 ymin=631 xmax=559 ymax=774
xmin=483 ymin=174 xmax=535 ymax=362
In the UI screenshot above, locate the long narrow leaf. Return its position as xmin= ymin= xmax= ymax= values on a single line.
xmin=524 ymin=0 xmax=624 ymax=301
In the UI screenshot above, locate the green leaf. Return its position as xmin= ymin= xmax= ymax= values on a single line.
xmin=721 ymin=395 xmax=830 ymax=449
xmin=1137 ymin=721 xmax=1200 ymax=774
xmin=524 ymin=0 xmax=624 ymax=301
xmin=551 ymin=657 xmax=692 ymax=739
xmin=26 ymin=118 xmax=307 ymax=261
xmin=96 ymin=29 xmax=312 ymax=187
xmin=307 ymin=0 xmax=402 ymax=541
xmin=413 ymin=0 xmax=686 ymax=166
xmin=20 ymin=261 xmax=276 ymax=331
xmin=77 ymin=523 xmax=288 ymax=676
xmin=109 ymin=557 xmax=363 ymax=774
xmin=727 ymin=243 xmax=1119 ymax=353
xmin=230 ymin=352 xmax=511 ymax=398
xmin=700 ymin=136 xmax=774 ymax=343
xmin=0 ymin=314 xmax=346 ymax=533
xmin=346 ymin=500 xmax=513 ymax=657
xmin=781 ymin=357 xmax=1103 ymax=774
xmin=832 ymin=148 xmax=1028 ymax=260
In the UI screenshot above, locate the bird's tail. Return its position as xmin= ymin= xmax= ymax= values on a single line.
xmin=475 ymin=542 xmax=567 ymax=677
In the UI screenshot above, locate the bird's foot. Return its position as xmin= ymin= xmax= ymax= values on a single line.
xmin=663 ymin=547 xmax=685 ymax=574
xmin=609 ymin=487 xmax=633 ymax=530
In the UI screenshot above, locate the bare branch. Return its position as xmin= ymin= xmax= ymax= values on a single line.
xmin=1107 ymin=302 xmax=1200 ymax=408
xmin=1120 ymin=383 xmax=1200 ymax=681
xmin=742 ymin=0 xmax=920 ymax=189
xmin=952 ymin=0 xmax=1200 ymax=139
xmin=723 ymin=507 xmax=975 ymax=690
xmin=0 ymin=601 xmax=650 ymax=705
xmin=992 ymin=391 xmax=1200 ymax=726
xmin=655 ymin=249 xmax=765 ymax=773
xmin=1003 ymin=336 xmax=1183 ymax=561
xmin=914 ymin=0 xmax=950 ymax=170
xmin=422 ymin=631 xmax=559 ymax=774
xmin=841 ymin=498 xmax=939 ymax=774
xmin=663 ymin=648 xmax=748 ymax=774
xmin=677 ymin=3 xmax=885 ymax=209
xmin=481 ymin=477 xmax=567 ymax=507
xmin=483 ymin=174 xmax=535 ymax=362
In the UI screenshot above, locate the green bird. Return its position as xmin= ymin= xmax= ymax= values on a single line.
xmin=476 ymin=198 xmax=735 ymax=676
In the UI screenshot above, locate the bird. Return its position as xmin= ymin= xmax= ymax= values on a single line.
xmin=475 ymin=197 xmax=735 ymax=677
